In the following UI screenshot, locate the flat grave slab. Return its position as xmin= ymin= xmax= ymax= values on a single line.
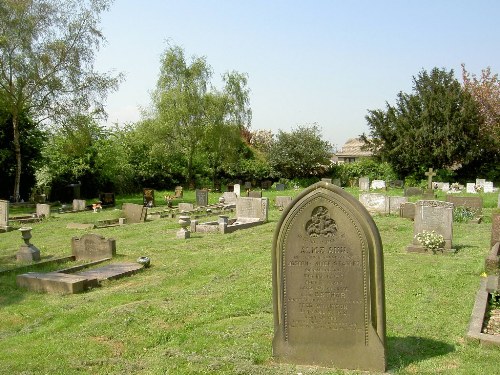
xmin=75 ymin=263 xmax=143 ymax=281
xmin=17 ymin=272 xmax=90 ymax=294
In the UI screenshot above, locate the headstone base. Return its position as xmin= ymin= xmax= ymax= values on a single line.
xmin=0 ymin=225 xmax=13 ymax=233
xmin=406 ymin=245 xmax=456 ymax=255
xmin=176 ymin=230 xmax=190 ymax=239
xmin=16 ymin=244 xmax=41 ymax=262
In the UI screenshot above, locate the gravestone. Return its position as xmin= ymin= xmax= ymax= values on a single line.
xmin=441 ymin=182 xmax=450 ymax=192
xmin=406 ymin=200 xmax=454 ymax=253
xmin=359 ymin=193 xmax=388 ymax=214
xmin=244 ymin=181 xmax=252 ymax=189
xmin=275 ymin=196 xmax=293 ymax=210
xmin=236 ymin=197 xmax=268 ymax=222
xmin=174 ymin=186 xmax=183 ymax=198
xmin=122 ymin=203 xmax=147 ymax=223
xmin=483 ymin=181 xmax=494 ymax=193
xmin=332 ymin=178 xmax=341 ymax=186
xmin=370 ymin=180 xmax=386 ymax=190
xmin=178 ymin=203 xmax=194 ymax=212
xmin=491 ymin=213 xmax=500 ymax=248
xmin=389 ymin=180 xmax=404 ymax=188
xmin=321 ymin=178 xmax=332 ymax=184
xmin=222 ymin=192 xmax=237 ymax=204
xmin=404 ymin=187 xmax=423 ymax=197
xmin=143 ymin=188 xmax=155 ymax=207
xmin=399 ymin=202 xmax=416 ymax=220
xmin=466 ymin=183 xmax=477 ymax=194
xmin=359 ymin=177 xmax=370 ymax=191
xmin=0 ymin=200 xmax=12 ymax=232
xmin=227 ymin=184 xmax=234 ymax=193
xmin=261 ymin=180 xmax=273 ymax=189
xmin=233 ymin=184 xmax=241 ymax=197
xmin=36 ymin=203 xmax=51 ymax=218
xmin=99 ymin=192 xmax=115 ymax=207
xmin=72 ymin=199 xmax=86 ymax=211
xmin=445 ymin=196 xmax=483 ymax=218
xmin=248 ymin=190 xmax=263 ymax=198
xmin=476 ymin=179 xmax=486 ymax=188
xmin=276 ymin=183 xmax=285 ymax=191
xmin=272 ymin=181 xmax=386 ymax=371
xmin=422 ymin=189 xmax=436 ymax=199
xmin=195 ymin=189 xmax=208 ymax=207
xmin=71 ymin=233 xmax=116 ymax=261
xmin=389 ymin=196 xmax=408 ymax=215
xmin=425 ymin=168 xmax=436 ymax=189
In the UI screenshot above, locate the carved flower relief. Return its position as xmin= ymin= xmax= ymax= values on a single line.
xmin=305 ymin=206 xmax=337 ymax=237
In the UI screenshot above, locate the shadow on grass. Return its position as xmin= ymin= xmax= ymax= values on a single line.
xmin=387 ymin=335 xmax=455 ymax=370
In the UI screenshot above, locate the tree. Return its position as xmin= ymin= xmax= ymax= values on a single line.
xmin=0 ymin=0 xmax=121 ymax=201
xmin=362 ymin=68 xmax=483 ymax=178
xmin=268 ymin=123 xmax=332 ymax=179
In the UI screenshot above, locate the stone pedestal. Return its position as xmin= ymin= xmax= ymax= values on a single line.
xmin=177 ymin=215 xmax=191 ymax=239
xmin=16 ymin=227 xmax=40 ymax=262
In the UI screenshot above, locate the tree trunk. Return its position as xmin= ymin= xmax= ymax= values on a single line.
xmin=12 ymin=111 xmax=22 ymax=202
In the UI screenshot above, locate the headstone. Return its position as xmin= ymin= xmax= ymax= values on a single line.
xmin=491 ymin=213 xmax=500 ymax=248
xmin=71 ymin=233 xmax=116 ymax=261
xmin=441 ymin=183 xmax=450 ymax=192
xmin=227 ymin=184 xmax=235 ymax=193
xmin=389 ymin=196 xmax=408 ymax=215
xmin=359 ymin=177 xmax=370 ymax=191
xmin=174 ymin=186 xmax=183 ymax=198
xmin=36 ymin=203 xmax=51 ymax=218
xmin=0 ymin=200 xmax=12 ymax=232
xmin=370 ymin=180 xmax=386 ymax=190
xmin=483 ymin=181 xmax=494 ymax=193
xmin=466 ymin=183 xmax=477 ymax=194
xmin=122 ymin=203 xmax=147 ymax=223
xmin=276 ymin=183 xmax=285 ymax=191
xmin=321 ymin=178 xmax=332 ymax=184
xmin=195 ymin=189 xmax=208 ymax=207
xmin=422 ymin=189 xmax=436 ymax=200
xmin=425 ymin=168 xmax=436 ymax=189
xmin=178 ymin=203 xmax=194 ymax=212
xmin=389 ymin=180 xmax=404 ymax=189
xmin=275 ymin=196 xmax=292 ymax=210
xmin=248 ymin=190 xmax=263 ymax=198
xmin=236 ymin=197 xmax=268 ymax=222
xmin=143 ymin=188 xmax=155 ymax=207
xmin=476 ymin=179 xmax=486 ymax=188
xmin=244 ymin=181 xmax=252 ymax=189
xmin=261 ymin=180 xmax=273 ymax=189
xmin=272 ymin=181 xmax=386 ymax=372
xmin=445 ymin=196 xmax=483 ymax=217
xmin=222 ymin=192 xmax=237 ymax=204
xmin=332 ymin=178 xmax=341 ymax=186
xmin=399 ymin=202 xmax=416 ymax=220
xmin=233 ymin=184 xmax=241 ymax=197
xmin=359 ymin=193 xmax=388 ymax=214
xmin=99 ymin=192 xmax=115 ymax=206
xmin=72 ymin=199 xmax=86 ymax=211
xmin=406 ymin=200 xmax=454 ymax=253
xmin=404 ymin=187 xmax=423 ymax=196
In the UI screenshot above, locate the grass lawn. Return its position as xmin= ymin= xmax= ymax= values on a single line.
xmin=0 ymin=188 xmax=499 ymax=374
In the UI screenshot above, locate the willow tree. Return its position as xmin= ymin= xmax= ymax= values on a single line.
xmin=0 ymin=0 xmax=121 ymax=201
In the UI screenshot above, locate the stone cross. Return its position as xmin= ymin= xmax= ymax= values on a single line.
xmin=425 ymin=168 xmax=436 ymax=189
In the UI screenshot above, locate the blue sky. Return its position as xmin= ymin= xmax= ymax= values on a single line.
xmin=94 ymin=1 xmax=500 ymax=150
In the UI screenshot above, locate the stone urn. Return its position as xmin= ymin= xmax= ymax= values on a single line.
xmin=16 ymin=227 xmax=41 ymax=262
xmin=137 ymin=256 xmax=151 ymax=268
xmin=19 ymin=227 xmax=33 ymax=245
xmin=177 ymin=215 xmax=191 ymax=239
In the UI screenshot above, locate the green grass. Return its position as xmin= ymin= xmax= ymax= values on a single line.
xmin=1 ymin=189 xmax=499 ymax=374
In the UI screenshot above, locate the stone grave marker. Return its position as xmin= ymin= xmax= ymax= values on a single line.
xmin=441 ymin=183 xmax=450 ymax=192
xmin=196 ymin=189 xmax=208 ymax=206
xmin=389 ymin=180 xmax=404 ymax=188
xmin=72 ymin=199 xmax=86 ymax=211
xmin=272 ymin=181 xmax=386 ymax=371
xmin=483 ymin=181 xmax=494 ymax=193
xmin=178 ymin=203 xmax=194 ymax=212
xmin=248 ymin=190 xmax=263 ymax=198
xmin=275 ymin=196 xmax=292 ymax=210
xmin=359 ymin=176 xmax=370 ymax=191
xmin=321 ymin=178 xmax=332 ymax=184
xmin=445 ymin=196 xmax=483 ymax=219
xmin=99 ymin=192 xmax=115 ymax=206
xmin=0 ymin=200 xmax=12 ymax=232
xmin=174 ymin=186 xmax=183 ymax=198
xmin=233 ymin=184 xmax=241 ymax=197
xmin=476 ymin=179 xmax=486 ymax=188
xmin=122 ymin=203 xmax=147 ymax=223
xmin=143 ymin=188 xmax=155 ymax=207
xmin=491 ymin=213 xmax=500 ymax=248
xmin=466 ymin=183 xmax=477 ymax=194
xmin=71 ymin=233 xmax=116 ymax=261
xmin=359 ymin=193 xmax=388 ymax=214
xmin=332 ymin=178 xmax=341 ymax=186
xmin=227 ymin=184 xmax=235 ymax=193
xmin=389 ymin=196 xmax=408 ymax=215
xmin=407 ymin=200 xmax=454 ymax=253
xmin=236 ymin=197 xmax=268 ymax=222
xmin=425 ymin=168 xmax=436 ymax=189
xmin=16 ymin=227 xmax=41 ymax=262
xmin=222 ymin=192 xmax=237 ymax=204
xmin=404 ymin=187 xmax=423 ymax=196
xmin=244 ymin=181 xmax=252 ymax=189
xmin=370 ymin=180 xmax=386 ymax=190
xmin=36 ymin=203 xmax=51 ymax=218
xmin=261 ymin=180 xmax=273 ymax=189
xmin=399 ymin=202 xmax=416 ymax=220
xmin=276 ymin=183 xmax=285 ymax=191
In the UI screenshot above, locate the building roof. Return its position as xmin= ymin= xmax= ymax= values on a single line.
xmin=335 ymin=138 xmax=372 ymax=157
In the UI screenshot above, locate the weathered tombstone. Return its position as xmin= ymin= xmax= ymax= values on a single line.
xmin=174 ymin=186 xmax=183 ymax=198
xmin=195 ymin=189 xmax=208 ymax=207
xmin=71 ymin=233 xmax=116 ymax=261
xmin=244 ymin=181 xmax=252 ymax=189
xmin=99 ymin=192 xmax=115 ymax=207
xmin=404 ymin=187 xmax=423 ymax=197
xmin=399 ymin=202 xmax=416 ymax=220
xmin=261 ymin=180 xmax=273 ymax=189
xmin=36 ymin=203 xmax=51 ymax=218
xmin=445 ymin=196 xmax=483 ymax=218
xmin=143 ymin=188 xmax=155 ymax=207
xmin=422 ymin=189 xmax=436 ymax=200
xmin=233 ymin=184 xmax=241 ymax=197
xmin=222 ymin=192 xmax=237 ymax=204
xmin=236 ymin=197 xmax=268 ymax=222
xmin=72 ymin=199 xmax=86 ymax=212
xmin=16 ymin=227 xmax=41 ymax=262
xmin=227 ymin=184 xmax=235 ymax=193
xmin=425 ymin=168 xmax=436 ymax=190
xmin=332 ymin=178 xmax=341 ymax=186
xmin=272 ymin=182 xmax=386 ymax=371
xmin=370 ymin=180 xmax=386 ymax=190
xmin=476 ymin=179 xmax=486 ymax=188
xmin=389 ymin=196 xmax=408 ymax=215
xmin=0 ymin=200 xmax=12 ymax=232
xmin=178 ymin=203 xmax=194 ymax=212
xmin=389 ymin=180 xmax=404 ymax=189
xmin=406 ymin=200 xmax=454 ymax=253
xmin=491 ymin=213 xmax=500 ymax=248
xmin=359 ymin=193 xmax=388 ymax=214
xmin=122 ymin=203 xmax=147 ymax=223
xmin=248 ymin=190 xmax=263 ymax=198
xmin=275 ymin=196 xmax=293 ymax=210
xmin=276 ymin=183 xmax=285 ymax=191
xmin=321 ymin=178 xmax=332 ymax=184
xmin=359 ymin=177 xmax=370 ymax=191
xmin=441 ymin=182 xmax=450 ymax=192
xmin=483 ymin=181 xmax=494 ymax=193
xmin=466 ymin=183 xmax=477 ymax=194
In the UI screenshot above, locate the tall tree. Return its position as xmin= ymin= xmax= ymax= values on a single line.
xmin=362 ymin=68 xmax=483 ymax=178
xmin=0 ymin=0 xmax=121 ymax=201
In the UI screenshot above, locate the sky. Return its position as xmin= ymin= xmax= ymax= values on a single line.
xmin=94 ymin=0 xmax=500 ymax=151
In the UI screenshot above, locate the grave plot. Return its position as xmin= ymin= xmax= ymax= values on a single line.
xmin=359 ymin=193 xmax=407 ymax=215
xmin=446 ymin=195 xmax=483 ymax=223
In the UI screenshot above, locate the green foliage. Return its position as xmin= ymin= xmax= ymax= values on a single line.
xmin=334 ymin=158 xmax=397 ymax=187
xmin=267 ymin=123 xmax=332 ymax=179
xmin=453 ymin=206 xmax=478 ymax=223
xmin=363 ymin=67 xmax=486 ymax=179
